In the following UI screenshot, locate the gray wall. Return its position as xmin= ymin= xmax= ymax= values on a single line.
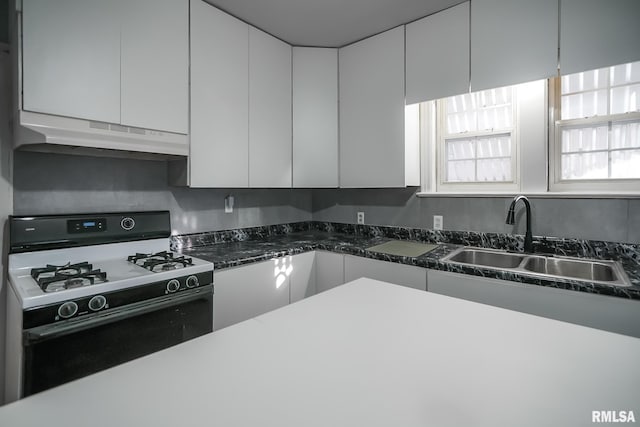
xmin=13 ymin=151 xmax=312 ymax=235
xmin=13 ymin=155 xmax=638 ymax=244
xmin=312 ymin=189 xmax=640 ymax=244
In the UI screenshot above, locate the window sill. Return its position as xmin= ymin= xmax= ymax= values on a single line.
xmin=415 ymin=191 xmax=640 ymax=199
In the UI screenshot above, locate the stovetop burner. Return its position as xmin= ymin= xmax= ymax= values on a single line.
xmin=127 ymin=251 xmax=194 ymax=272
xmin=31 ymin=262 xmax=108 ymax=293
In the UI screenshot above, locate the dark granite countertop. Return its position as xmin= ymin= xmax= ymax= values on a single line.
xmin=177 ymin=227 xmax=640 ymax=301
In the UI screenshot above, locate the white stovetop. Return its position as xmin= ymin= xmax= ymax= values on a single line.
xmin=0 ymin=278 xmax=638 ymax=426
xmin=8 ymin=239 xmax=213 ymax=309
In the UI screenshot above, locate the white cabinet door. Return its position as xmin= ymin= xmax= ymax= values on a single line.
xmin=339 ymin=27 xmax=413 ymax=188
xmin=428 ymin=270 xmax=640 ymax=338
xmin=471 ymin=0 xmax=558 ymax=91
xmin=292 ymin=47 xmax=339 ymax=188
xmin=560 ymin=0 xmax=640 ymax=75
xmin=249 ymin=27 xmax=292 ymax=188
xmin=406 ymin=2 xmax=470 ymax=104
xmin=344 ymin=255 xmax=426 ymax=291
xmin=316 ymin=251 xmax=345 ymax=293
xmin=190 ymin=0 xmax=249 ymax=187
xmin=22 ymin=0 xmax=120 ymax=123
xmin=121 ymin=0 xmax=188 ymax=133
xmin=214 ymin=259 xmax=290 ymax=331
xmin=289 ymin=252 xmax=316 ymax=303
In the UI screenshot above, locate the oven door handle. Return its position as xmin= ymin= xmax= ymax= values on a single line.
xmin=24 ymin=285 xmax=213 ymax=344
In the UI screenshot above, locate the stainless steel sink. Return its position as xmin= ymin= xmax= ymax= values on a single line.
xmin=441 ymin=247 xmax=631 ymax=287
xmin=447 ymin=248 xmax=526 ymax=268
xmin=523 ymin=256 xmax=622 ymax=282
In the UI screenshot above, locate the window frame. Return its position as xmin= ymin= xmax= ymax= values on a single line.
xmin=435 ymin=86 xmax=520 ymax=193
xmin=549 ymin=66 xmax=640 ymax=193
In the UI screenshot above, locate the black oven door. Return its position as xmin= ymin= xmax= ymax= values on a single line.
xmin=22 ymin=286 xmax=213 ymax=397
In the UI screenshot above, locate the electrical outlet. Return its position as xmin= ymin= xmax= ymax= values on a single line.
xmin=357 ymin=212 xmax=365 ymax=225
xmin=224 ymin=195 xmax=234 ymax=213
xmin=433 ymin=215 xmax=443 ymax=230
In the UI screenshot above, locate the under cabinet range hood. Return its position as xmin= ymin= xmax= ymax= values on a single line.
xmin=14 ymin=111 xmax=189 ymax=160
xmin=11 ymin=0 xmax=189 ymax=160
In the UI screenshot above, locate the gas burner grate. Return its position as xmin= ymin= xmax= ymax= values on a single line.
xmin=127 ymin=251 xmax=193 ymax=272
xmin=30 ymin=262 xmax=108 ymax=292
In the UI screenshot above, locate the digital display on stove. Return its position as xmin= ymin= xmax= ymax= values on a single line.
xmin=67 ymin=218 xmax=107 ymax=233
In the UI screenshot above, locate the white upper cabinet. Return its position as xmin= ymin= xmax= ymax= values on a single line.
xmin=292 ymin=47 xmax=339 ymax=188
xmin=470 ymin=0 xmax=558 ymax=91
xmin=21 ymin=0 xmax=188 ymax=134
xmin=339 ymin=27 xmax=416 ymax=188
xmin=406 ymin=2 xmax=470 ymax=104
xmin=189 ymin=0 xmax=249 ymax=187
xmin=121 ymin=0 xmax=188 ymax=133
xmin=22 ymin=0 xmax=120 ymax=124
xmin=189 ymin=11 xmax=292 ymax=188
xmin=249 ymin=28 xmax=292 ymax=188
xmin=560 ymin=0 xmax=640 ymax=75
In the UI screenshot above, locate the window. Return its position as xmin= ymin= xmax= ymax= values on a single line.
xmin=551 ymin=61 xmax=640 ymax=191
xmin=437 ymin=87 xmax=518 ymax=191
xmin=412 ymin=84 xmax=525 ymax=194
xmin=414 ymin=63 xmax=639 ymax=196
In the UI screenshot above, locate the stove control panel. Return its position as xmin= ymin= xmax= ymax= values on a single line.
xmin=166 ymin=275 xmax=201 ymax=293
xmin=23 ymin=271 xmax=214 ymax=329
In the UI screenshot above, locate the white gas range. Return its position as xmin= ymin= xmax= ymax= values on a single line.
xmin=5 ymin=211 xmax=214 ymax=402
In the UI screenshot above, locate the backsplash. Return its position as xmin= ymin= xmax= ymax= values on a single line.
xmin=312 ymin=188 xmax=640 ymax=244
xmin=12 ymin=151 xmax=313 ymax=234
xmin=11 ymin=152 xmax=639 ymax=243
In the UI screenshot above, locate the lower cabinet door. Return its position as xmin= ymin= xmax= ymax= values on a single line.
xmin=316 ymin=251 xmax=345 ymax=293
xmin=427 ymin=269 xmax=640 ymax=338
xmin=289 ymin=252 xmax=317 ymax=303
xmin=344 ymin=255 xmax=427 ymax=291
xmin=213 ymin=259 xmax=290 ymax=331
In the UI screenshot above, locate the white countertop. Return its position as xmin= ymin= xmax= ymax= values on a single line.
xmin=1 ymin=278 xmax=639 ymax=426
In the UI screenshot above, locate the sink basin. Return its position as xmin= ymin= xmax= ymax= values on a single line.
xmin=523 ymin=257 xmax=621 ymax=282
xmin=441 ymin=247 xmax=631 ymax=287
xmin=366 ymin=240 xmax=438 ymax=258
xmin=447 ymin=248 xmax=525 ymax=269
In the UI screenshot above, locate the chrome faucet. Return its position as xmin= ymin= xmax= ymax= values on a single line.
xmin=506 ymin=195 xmax=534 ymax=253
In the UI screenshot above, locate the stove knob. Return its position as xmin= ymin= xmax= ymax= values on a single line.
xmin=88 ymin=295 xmax=107 ymax=312
xmin=120 ymin=217 xmax=135 ymax=231
xmin=58 ymin=301 xmax=78 ymax=319
xmin=167 ymin=279 xmax=180 ymax=293
xmin=186 ymin=275 xmax=199 ymax=288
